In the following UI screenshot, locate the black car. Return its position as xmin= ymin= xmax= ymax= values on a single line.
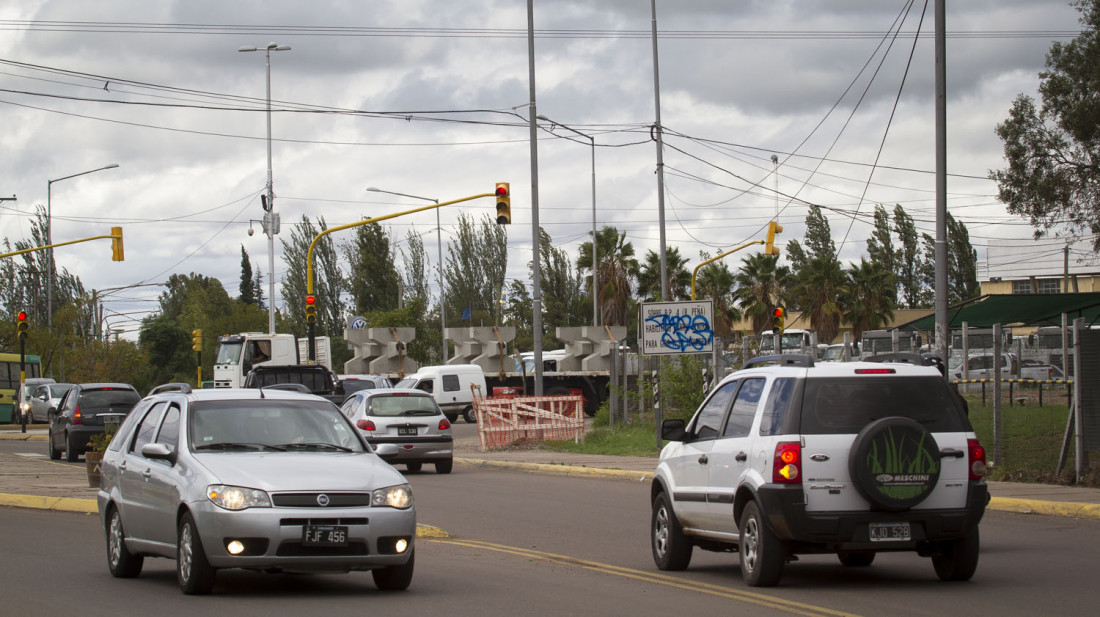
xmin=48 ymin=383 xmax=142 ymax=462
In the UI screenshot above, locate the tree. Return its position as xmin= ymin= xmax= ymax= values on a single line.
xmin=344 ymin=221 xmax=398 ymax=315
xmin=893 ymin=204 xmax=929 ymax=309
xmin=281 ymin=215 xmax=345 ymax=338
xmin=948 ymin=213 xmax=981 ymax=303
xmin=238 ymin=246 xmax=257 ymax=305
xmin=536 ymin=228 xmax=587 ymax=334
xmin=866 ymin=205 xmax=897 ymax=281
xmin=589 ymin=227 xmax=638 ymax=325
xmin=789 ymin=254 xmax=844 ymax=343
xmin=784 ymin=205 xmax=835 ymax=274
xmin=733 ymin=253 xmax=790 ymax=335
xmin=841 ymin=258 xmax=896 ymax=339
xmin=694 ymin=257 xmax=740 ymax=339
xmin=992 ymin=0 xmax=1100 ymax=249
xmin=444 ymin=213 xmax=508 ymax=326
xmin=635 ymin=245 xmax=691 ymax=302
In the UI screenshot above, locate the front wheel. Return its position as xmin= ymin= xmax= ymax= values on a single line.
xmin=405 ymin=462 xmax=423 ymax=473
xmin=48 ymin=426 xmax=61 ymax=460
xmin=107 ymin=507 xmax=144 ymax=578
xmin=932 ymin=528 xmax=980 ymax=582
xmin=651 ymin=492 xmax=692 ymax=570
xmin=435 ymin=459 xmax=453 ymax=474
xmin=739 ymin=501 xmax=785 ymax=587
xmin=372 ymin=549 xmax=414 ymax=591
xmin=178 ymin=512 xmax=216 ymax=595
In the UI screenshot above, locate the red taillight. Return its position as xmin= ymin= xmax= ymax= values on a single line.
xmin=72 ymin=404 xmax=83 ymax=425
xmin=967 ymin=438 xmax=987 ymax=480
xmin=438 ymin=418 xmax=451 ymax=431
xmin=356 ymin=419 xmax=376 ymax=431
xmin=772 ymin=441 xmax=801 ymax=484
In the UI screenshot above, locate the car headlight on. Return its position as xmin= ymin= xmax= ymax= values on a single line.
xmin=207 ymin=485 xmax=272 ymax=510
xmin=371 ymin=484 xmax=413 ymax=509
xmin=20 ymin=402 xmax=30 ymax=412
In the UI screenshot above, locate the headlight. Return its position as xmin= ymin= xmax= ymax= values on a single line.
xmin=207 ymin=485 xmax=272 ymax=510
xmin=371 ymin=484 xmax=413 ymax=509
xmin=20 ymin=402 xmax=30 ymax=412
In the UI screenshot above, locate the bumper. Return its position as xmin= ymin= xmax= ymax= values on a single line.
xmin=66 ymin=425 xmax=104 ymax=453
xmin=366 ymin=436 xmax=453 ymax=464
xmin=755 ymin=482 xmax=989 ymax=548
xmin=188 ymin=499 xmax=417 ymax=571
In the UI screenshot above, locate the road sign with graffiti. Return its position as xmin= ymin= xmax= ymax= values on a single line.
xmin=640 ymin=300 xmax=715 ymax=356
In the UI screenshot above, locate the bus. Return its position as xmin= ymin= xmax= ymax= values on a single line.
xmin=0 ymin=353 xmax=43 ymax=423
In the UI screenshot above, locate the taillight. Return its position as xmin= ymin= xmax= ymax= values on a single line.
xmin=772 ymin=441 xmax=801 ymax=484
xmin=438 ymin=418 xmax=451 ymax=431
xmin=967 ymin=438 xmax=987 ymax=480
xmin=356 ymin=419 xmax=376 ymax=431
xmin=72 ymin=404 xmax=83 ymax=425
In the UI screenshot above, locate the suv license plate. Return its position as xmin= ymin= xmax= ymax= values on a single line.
xmin=869 ymin=522 xmax=911 ymax=542
xmin=398 ymin=427 xmax=417 ymax=436
xmin=303 ymin=525 xmax=348 ymax=547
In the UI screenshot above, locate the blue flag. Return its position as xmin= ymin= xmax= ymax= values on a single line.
xmin=461 ymin=305 xmax=472 ymax=321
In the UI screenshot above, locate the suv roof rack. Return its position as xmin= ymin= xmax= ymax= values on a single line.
xmin=148 ymin=382 xmax=192 ymax=396
xmin=741 ymin=354 xmax=815 ymax=370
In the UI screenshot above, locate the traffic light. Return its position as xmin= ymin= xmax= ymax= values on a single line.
xmin=111 ymin=226 xmax=125 ymax=261
xmin=191 ymin=329 xmax=202 ymax=352
xmin=305 ymin=295 xmax=317 ymax=324
xmin=17 ymin=310 xmax=28 ymax=340
xmin=772 ymin=307 xmax=785 ymax=332
xmin=765 ymin=220 xmax=783 ymax=256
xmin=495 ymin=182 xmax=511 ymax=225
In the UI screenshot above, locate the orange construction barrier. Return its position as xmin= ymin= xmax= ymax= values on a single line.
xmin=474 ymin=393 xmax=586 ymax=450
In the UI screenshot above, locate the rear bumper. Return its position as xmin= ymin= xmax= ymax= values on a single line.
xmin=755 ymin=482 xmax=989 ymax=547
xmin=366 ymin=436 xmax=453 ymax=463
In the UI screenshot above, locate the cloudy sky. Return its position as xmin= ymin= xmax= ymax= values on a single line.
xmin=0 ymin=0 xmax=1087 ymax=337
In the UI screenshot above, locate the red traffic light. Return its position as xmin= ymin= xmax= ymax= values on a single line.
xmin=772 ymin=307 xmax=784 ymax=317
xmin=17 ymin=311 xmax=27 ymax=321
xmin=305 ymin=295 xmax=316 ymax=305
xmin=495 ymin=185 xmax=508 ymax=197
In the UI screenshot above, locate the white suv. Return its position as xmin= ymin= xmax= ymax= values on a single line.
xmin=650 ymin=353 xmax=988 ymax=587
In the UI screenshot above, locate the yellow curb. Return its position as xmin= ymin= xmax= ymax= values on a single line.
xmin=989 ymin=497 xmax=1100 ymax=520
xmin=456 ymin=457 xmax=654 ymax=482
xmin=0 ymin=492 xmax=97 ymax=513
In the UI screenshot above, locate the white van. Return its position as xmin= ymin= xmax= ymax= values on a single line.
xmin=394 ymin=364 xmax=487 ymax=424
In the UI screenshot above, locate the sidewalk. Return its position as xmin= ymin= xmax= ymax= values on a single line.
xmin=3 ymin=426 xmax=1099 ymax=520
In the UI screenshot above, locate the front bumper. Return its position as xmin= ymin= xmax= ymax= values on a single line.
xmin=189 ymin=498 xmax=416 ymax=571
xmin=755 ymin=482 xmax=989 ymax=549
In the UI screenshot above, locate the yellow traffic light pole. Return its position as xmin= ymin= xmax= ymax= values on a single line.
xmin=690 ymin=240 xmax=764 ymax=301
xmin=0 ymin=227 xmax=124 ymax=260
xmin=304 ymin=191 xmax=496 ymax=361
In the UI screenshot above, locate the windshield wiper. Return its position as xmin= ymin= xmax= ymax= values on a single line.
xmin=276 ymin=442 xmax=353 ymax=452
xmin=195 ymin=442 xmax=286 ymax=451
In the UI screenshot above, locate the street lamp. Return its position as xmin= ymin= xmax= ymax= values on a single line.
xmin=537 ymin=115 xmax=598 ymax=326
xmin=367 ymin=187 xmax=448 ymax=361
xmin=240 ymin=41 xmax=291 ymax=334
xmin=46 ymin=163 xmax=119 ymax=327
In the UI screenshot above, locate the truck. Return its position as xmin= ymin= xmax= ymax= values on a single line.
xmin=213 ymin=332 xmax=333 ymax=389
xmin=243 ymin=363 xmax=344 ymax=404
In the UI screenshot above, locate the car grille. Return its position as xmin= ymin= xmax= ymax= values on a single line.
xmin=271 ymin=493 xmax=372 ymax=507
xmin=280 ymin=518 xmax=369 ymax=526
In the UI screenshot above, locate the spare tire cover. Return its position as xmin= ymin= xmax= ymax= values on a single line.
xmin=849 ymin=417 xmax=941 ymax=511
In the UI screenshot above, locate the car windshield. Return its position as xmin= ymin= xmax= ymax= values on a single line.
xmin=189 ymin=399 xmax=366 ymax=452
xmin=367 ymin=394 xmax=439 ymax=417
xmin=215 ymin=341 xmax=243 ymax=366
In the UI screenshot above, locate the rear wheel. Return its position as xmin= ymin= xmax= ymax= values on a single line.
xmin=462 ymin=406 xmax=477 ymax=424
xmin=106 ymin=507 xmax=144 ymax=578
xmin=372 ymin=548 xmax=414 ymax=591
xmin=932 ymin=528 xmax=980 ymax=582
xmin=739 ymin=501 xmax=785 ymax=587
xmin=65 ymin=433 xmax=80 ymax=462
xmin=178 ymin=512 xmax=216 ymax=595
xmin=405 ymin=462 xmax=423 ymax=473
xmin=651 ymin=492 xmax=692 ymax=570
xmin=48 ymin=426 xmax=61 ymax=460
xmin=435 ymin=459 xmax=453 ymax=474
xmin=838 ymin=551 xmax=876 ymax=567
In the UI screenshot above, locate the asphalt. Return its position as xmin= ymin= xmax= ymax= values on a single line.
xmin=2 ymin=425 xmax=1099 ymax=521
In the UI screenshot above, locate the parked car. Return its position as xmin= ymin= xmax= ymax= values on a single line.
xmin=28 ymin=382 xmax=74 ymax=424
xmin=96 ymin=385 xmax=415 ymax=595
xmin=338 ymin=374 xmax=393 ymax=397
xmin=340 ymin=389 xmax=453 ymax=474
xmin=48 ymin=383 xmax=141 ymax=462
xmin=651 ymin=354 xmax=987 ymax=587
xmin=15 ymin=377 xmax=55 ymax=424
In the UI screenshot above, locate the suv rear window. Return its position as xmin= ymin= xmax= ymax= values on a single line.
xmin=80 ymin=388 xmax=140 ymax=408
xmin=799 ymin=376 xmax=969 ymax=435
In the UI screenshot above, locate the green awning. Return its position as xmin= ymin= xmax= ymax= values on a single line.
xmin=897 ymin=293 xmax=1100 ymax=331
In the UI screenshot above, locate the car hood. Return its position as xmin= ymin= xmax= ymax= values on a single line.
xmin=193 ymin=451 xmax=406 ymax=492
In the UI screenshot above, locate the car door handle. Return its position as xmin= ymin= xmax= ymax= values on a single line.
xmin=735 ymin=452 xmax=748 ymax=462
xmin=940 ymin=448 xmax=965 ymax=459
xmin=142 ymin=469 xmax=152 ymax=480
xmin=698 ymin=454 xmax=708 ymax=465
xmin=119 ymin=461 xmax=127 ymax=471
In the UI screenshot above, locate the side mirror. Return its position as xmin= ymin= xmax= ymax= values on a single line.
xmin=141 ymin=442 xmax=177 ymax=464
xmin=373 ymin=443 xmax=400 ymax=461
xmin=661 ymin=418 xmax=688 ymax=442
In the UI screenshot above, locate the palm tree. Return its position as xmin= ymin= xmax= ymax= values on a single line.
xmin=695 ymin=260 xmax=741 ymax=339
xmin=841 ymin=258 xmax=896 ymax=340
xmin=580 ymin=227 xmax=638 ymax=326
xmin=636 ymin=246 xmax=691 ymax=301
xmin=789 ymin=254 xmax=845 ymax=343
xmin=733 ymin=253 xmax=790 ymax=334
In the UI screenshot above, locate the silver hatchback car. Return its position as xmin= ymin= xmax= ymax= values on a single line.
xmin=340 ymin=389 xmax=453 ymax=474
xmin=96 ymin=386 xmax=416 ymax=595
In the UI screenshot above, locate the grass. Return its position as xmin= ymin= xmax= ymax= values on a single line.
xmin=543 ymin=421 xmax=662 ymax=458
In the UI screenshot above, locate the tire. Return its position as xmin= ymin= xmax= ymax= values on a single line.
xmin=178 ymin=512 xmax=216 ymax=595
xmin=106 ymin=507 xmax=144 ymax=578
xmin=651 ymin=492 xmax=692 ymax=571
xmin=462 ymin=406 xmax=477 ymax=424
xmin=739 ymin=501 xmax=785 ymax=587
xmin=849 ymin=417 xmax=941 ymax=511
xmin=65 ymin=433 xmax=80 ymax=462
xmin=48 ymin=427 xmax=61 ymax=460
xmin=372 ymin=548 xmax=415 ymax=591
xmin=405 ymin=462 xmax=423 ymax=473
xmin=435 ymin=459 xmax=453 ymax=474
xmin=932 ymin=527 xmax=980 ymax=582
xmin=838 ymin=551 xmax=876 ymax=567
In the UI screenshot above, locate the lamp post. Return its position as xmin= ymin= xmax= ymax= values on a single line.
xmin=537 ymin=115 xmax=598 ymax=327
xmin=240 ymin=42 xmax=291 ymax=335
xmin=46 ymin=163 xmax=119 ymax=328
xmin=367 ymin=187 xmax=447 ymax=361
